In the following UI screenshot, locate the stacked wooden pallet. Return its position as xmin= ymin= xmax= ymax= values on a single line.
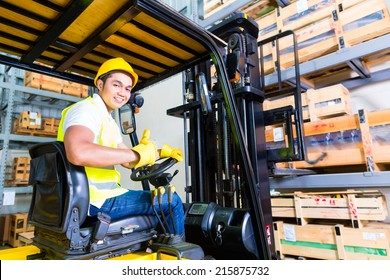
xmin=272 ymin=189 xmax=390 ymax=259
xmin=256 ymin=0 xmax=390 ymax=75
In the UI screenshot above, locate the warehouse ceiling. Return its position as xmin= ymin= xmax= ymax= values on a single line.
xmin=0 ymin=0 xmax=217 ymax=91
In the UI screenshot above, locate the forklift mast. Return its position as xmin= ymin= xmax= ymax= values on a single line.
xmin=168 ymin=14 xmax=275 ymax=259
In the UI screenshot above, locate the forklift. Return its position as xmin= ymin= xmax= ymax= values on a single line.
xmin=0 ymin=0 xmax=305 ymax=260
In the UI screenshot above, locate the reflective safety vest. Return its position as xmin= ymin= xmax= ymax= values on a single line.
xmin=57 ymin=97 xmax=128 ymax=202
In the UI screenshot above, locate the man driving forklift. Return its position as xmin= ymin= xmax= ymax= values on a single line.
xmin=56 ymin=57 xmax=185 ymax=238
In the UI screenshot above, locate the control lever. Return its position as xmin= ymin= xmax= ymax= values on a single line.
xmin=157 ymin=186 xmax=171 ymax=235
xmin=167 ymin=184 xmax=177 ymax=235
xmin=151 ymin=188 xmax=167 ymax=235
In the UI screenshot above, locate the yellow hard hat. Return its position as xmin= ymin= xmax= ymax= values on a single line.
xmin=94 ymin=57 xmax=138 ymax=87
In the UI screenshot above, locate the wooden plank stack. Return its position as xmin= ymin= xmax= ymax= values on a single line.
xmin=272 ymin=189 xmax=390 ymax=259
xmin=257 ymin=0 xmax=390 ymax=75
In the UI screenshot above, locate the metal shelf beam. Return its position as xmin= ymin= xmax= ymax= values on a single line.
xmin=3 ymin=186 xmax=32 ymax=194
xmin=0 ymin=81 xmax=82 ymax=102
xmin=0 ymin=134 xmax=56 ymax=142
xmin=269 ymin=171 xmax=390 ymax=190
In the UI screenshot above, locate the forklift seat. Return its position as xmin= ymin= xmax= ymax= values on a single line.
xmin=27 ymin=141 xmax=157 ymax=260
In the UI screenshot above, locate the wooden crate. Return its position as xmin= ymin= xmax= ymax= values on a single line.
xmin=10 ymin=213 xmax=27 ymax=234
xmin=267 ymin=109 xmax=390 ymax=171
xmin=13 ymin=116 xmax=58 ymax=138
xmin=24 ymin=71 xmax=64 ymax=93
xmin=11 ymin=157 xmax=30 ymax=184
xmin=272 ymin=190 xmax=388 ymax=228
xmin=63 ymin=82 xmax=89 ymax=98
xmin=7 ymin=213 xmax=30 ymax=248
xmin=258 ymin=0 xmax=390 ymax=74
xmin=273 ymin=221 xmax=390 ymax=260
xmin=25 ymin=71 xmax=89 ymax=97
xmin=42 ymin=118 xmax=60 ymax=133
xmin=8 ymin=230 xmax=21 ymax=248
xmin=264 ymin=84 xmax=351 ymax=121
xmin=0 ymin=215 xmax=11 ymax=245
xmin=16 ymin=111 xmax=42 ymax=130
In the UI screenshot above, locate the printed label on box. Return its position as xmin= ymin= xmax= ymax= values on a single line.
xmin=283 ymin=224 xmax=296 ymax=242
xmin=273 ymin=127 xmax=284 ymax=142
xmin=362 ymin=232 xmax=385 ymax=241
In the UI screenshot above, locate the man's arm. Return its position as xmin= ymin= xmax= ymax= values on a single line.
xmin=117 ymin=141 xmax=135 ymax=169
xmin=64 ymin=125 xmax=140 ymax=168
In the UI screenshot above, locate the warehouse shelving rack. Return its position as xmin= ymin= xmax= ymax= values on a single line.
xmin=0 ymin=66 xmax=84 ymax=214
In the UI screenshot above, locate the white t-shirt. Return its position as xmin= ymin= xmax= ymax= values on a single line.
xmin=63 ymin=94 xmax=123 ymax=145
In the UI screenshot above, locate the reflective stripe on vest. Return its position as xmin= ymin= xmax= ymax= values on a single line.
xmin=57 ymin=97 xmax=128 ymax=202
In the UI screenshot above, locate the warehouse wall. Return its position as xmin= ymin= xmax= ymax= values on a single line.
xmin=116 ymin=74 xmax=188 ymax=200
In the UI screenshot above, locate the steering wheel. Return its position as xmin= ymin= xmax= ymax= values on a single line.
xmin=130 ymin=157 xmax=177 ymax=181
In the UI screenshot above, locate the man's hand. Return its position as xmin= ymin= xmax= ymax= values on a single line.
xmin=160 ymin=144 xmax=183 ymax=162
xmin=131 ymin=129 xmax=158 ymax=168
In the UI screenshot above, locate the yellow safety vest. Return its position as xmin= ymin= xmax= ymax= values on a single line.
xmin=57 ymin=97 xmax=128 ymax=202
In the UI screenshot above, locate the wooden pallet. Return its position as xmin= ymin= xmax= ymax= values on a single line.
xmin=273 ymin=220 xmax=390 ymax=260
xmin=267 ymin=108 xmax=390 ymax=171
xmin=272 ymin=189 xmax=388 ymax=228
xmin=257 ymin=0 xmax=390 ymax=75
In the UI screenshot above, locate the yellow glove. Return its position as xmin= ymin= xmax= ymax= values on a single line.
xmin=131 ymin=129 xmax=157 ymax=168
xmin=160 ymin=144 xmax=183 ymax=162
